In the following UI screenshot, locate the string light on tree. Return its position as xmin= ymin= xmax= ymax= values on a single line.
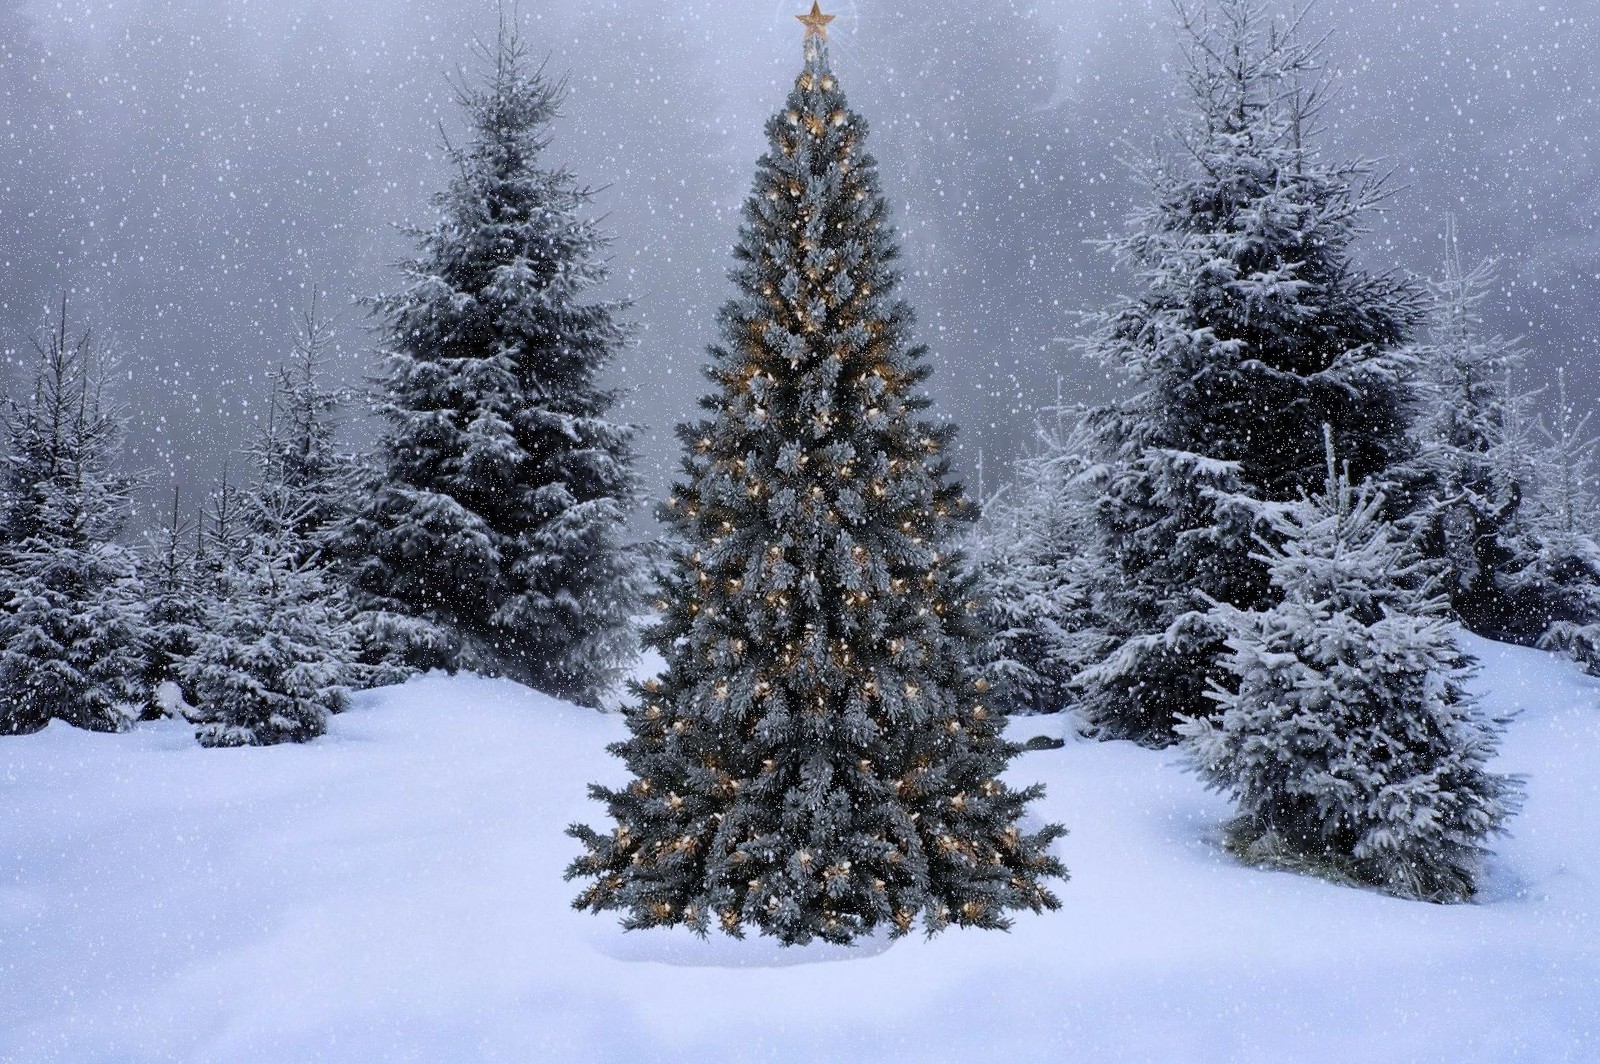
xmin=567 ymin=4 xmax=1064 ymax=947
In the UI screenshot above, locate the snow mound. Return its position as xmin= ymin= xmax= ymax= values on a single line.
xmin=2 ymin=639 xmax=1596 ymax=1063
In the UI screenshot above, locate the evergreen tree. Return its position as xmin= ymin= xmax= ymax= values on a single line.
xmin=185 ymin=495 xmax=355 ymax=748
xmin=137 ymin=486 xmax=201 ymax=719
xmin=253 ymin=289 xmax=359 ymax=559
xmin=1525 ymin=370 xmax=1600 ymax=672
xmin=343 ymin=17 xmax=643 ymax=705
xmin=259 ymin=291 xmax=430 ymax=688
xmin=1404 ymin=221 xmax=1542 ymax=639
xmin=0 ymin=300 xmax=145 ymax=734
xmin=568 ymin=12 xmax=1065 ymax=946
xmin=181 ymin=338 xmax=386 ymax=746
xmin=969 ymin=409 xmax=1104 ymax=714
xmin=1180 ymin=428 xmax=1522 ymax=903
xmin=1076 ymin=0 xmax=1420 ymax=745
xmin=195 ymin=469 xmax=248 ymax=590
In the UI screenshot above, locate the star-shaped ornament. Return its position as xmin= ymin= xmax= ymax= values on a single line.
xmin=796 ymin=2 xmax=836 ymax=42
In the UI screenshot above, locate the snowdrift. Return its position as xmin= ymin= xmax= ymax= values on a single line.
xmin=2 ymin=634 xmax=1595 ymax=1063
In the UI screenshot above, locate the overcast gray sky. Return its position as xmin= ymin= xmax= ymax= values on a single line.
xmin=3 ymin=0 xmax=1596 ymax=524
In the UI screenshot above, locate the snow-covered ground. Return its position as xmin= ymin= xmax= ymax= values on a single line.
xmin=2 ymin=634 xmax=1596 ymax=1063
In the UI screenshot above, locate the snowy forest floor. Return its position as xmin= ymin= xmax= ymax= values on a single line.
xmin=2 ymin=634 xmax=1596 ymax=1064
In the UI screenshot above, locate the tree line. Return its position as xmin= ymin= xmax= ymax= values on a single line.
xmin=5 ymin=1 xmax=1581 ymax=938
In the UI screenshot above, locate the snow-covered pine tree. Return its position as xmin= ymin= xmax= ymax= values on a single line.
xmin=567 ymin=9 xmax=1065 ymax=946
xmin=1525 ymin=370 xmax=1600 ymax=672
xmin=343 ymin=16 xmax=642 ymax=705
xmin=0 ymin=300 xmax=146 ymax=734
xmin=1403 ymin=221 xmax=1544 ymax=640
xmin=137 ymin=485 xmax=201 ymax=719
xmin=181 ymin=336 xmax=386 ymax=746
xmin=1180 ymin=427 xmax=1521 ymax=902
xmin=194 ymin=469 xmax=247 ymax=590
xmin=1075 ymin=0 xmax=1420 ymax=745
xmin=256 ymin=291 xmax=431 ymax=688
xmin=969 ymin=408 xmax=1104 ymax=714
xmin=253 ymin=289 xmax=358 ymax=559
xmin=185 ymin=494 xmax=355 ymax=748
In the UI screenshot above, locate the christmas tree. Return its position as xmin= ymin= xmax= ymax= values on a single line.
xmin=1181 ymin=427 xmax=1521 ymax=902
xmin=568 ymin=6 xmax=1065 ymax=946
xmin=1076 ymin=0 xmax=1421 ymax=744
xmin=343 ymin=15 xmax=642 ymax=705
xmin=0 ymin=300 xmax=146 ymax=734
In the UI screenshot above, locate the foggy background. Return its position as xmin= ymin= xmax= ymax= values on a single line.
xmin=2 ymin=0 xmax=1596 ymax=526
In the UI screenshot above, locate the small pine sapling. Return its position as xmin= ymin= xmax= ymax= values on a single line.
xmin=1181 ymin=427 xmax=1522 ymax=902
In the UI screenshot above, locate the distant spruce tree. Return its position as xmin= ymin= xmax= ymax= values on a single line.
xmin=969 ymin=410 xmax=1105 ymax=714
xmin=568 ymin=11 xmax=1065 ymax=946
xmin=1181 ymin=428 xmax=1522 ymax=902
xmin=186 ymin=495 xmax=355 ymax=748
xmin=253 ymin=289 xmax=360 ymax=560
xmin=1523 ymin=370 xmax=1600 ymax=672
xmin=137 ymin=486 xmax=201 ymax=719
xmin=259 ymin=291 xmax=432 ymax=688
xmin=1403 ymin=222 xmax=1544 ymax=640
xmin=1075 ymin=0 xmax=1421 ymax=745
xmin=0 ymin=300 xmax=145 ymax=734
xmin=344 ymin=16 xmax=643 ymax=706
xmin=183 ymin=311 xmax=385 ymax=746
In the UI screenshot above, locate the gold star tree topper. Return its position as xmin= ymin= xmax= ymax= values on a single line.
xmin=796 ymin=2 xmax=836 ymax=42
